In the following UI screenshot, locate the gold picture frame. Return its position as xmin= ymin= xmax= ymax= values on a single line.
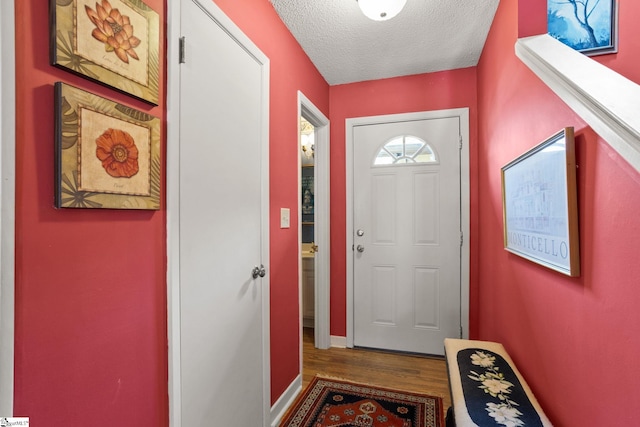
xmin=51 ymin=0 xmax=160 ymax=105
xmin=501 ymin=128 xmax=580 ymax=277
xmin=55 ymin=82 xmax=161 ymax=209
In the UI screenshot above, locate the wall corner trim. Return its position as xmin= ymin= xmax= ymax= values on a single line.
xmin=270 ymin=375 xmax=301 ymax=427
xmin=515 ymin=34 xmax=640 ymax=173
xmin=0 ymin=0 xmax=16 ymax=416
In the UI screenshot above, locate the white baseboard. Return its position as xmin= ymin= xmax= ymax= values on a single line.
xmin=330 ymin=335 xmax=347 ymax=348
xmin=302 ymin=317 xmax=314 ymax=329
xmin=270 ymin=374 xmax=302 ymax=427
xmin=269 ymin=336 xmax=346 ymax=425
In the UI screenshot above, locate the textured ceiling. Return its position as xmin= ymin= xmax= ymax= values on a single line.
xmin=271 ymin=0 xmax=500 ymax=85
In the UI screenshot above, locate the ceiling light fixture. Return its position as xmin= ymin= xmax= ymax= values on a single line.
xmin=357 ymin=0 xmax=407 ymax=21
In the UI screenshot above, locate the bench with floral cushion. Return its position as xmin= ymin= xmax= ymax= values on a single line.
xmin=444 ymin=339 xmax=553 ymax=427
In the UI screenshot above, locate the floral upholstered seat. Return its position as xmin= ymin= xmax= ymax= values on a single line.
xmin=444 ymin=339 xmax=553 ymax=427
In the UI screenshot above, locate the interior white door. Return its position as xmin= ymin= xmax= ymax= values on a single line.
xmin=178 ymin=0 xmax=269 ymax=425
xmin=353 ymin=117 xmax=461 ymax=355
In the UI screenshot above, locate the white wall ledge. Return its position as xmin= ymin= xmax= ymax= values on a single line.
xmin=515 ymin=34 xmax=640 ymax=173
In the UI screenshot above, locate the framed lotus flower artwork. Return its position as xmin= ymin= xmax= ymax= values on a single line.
xmin=55 ymin=82 xmax=161 ymax=209
xmin=51 ymin=0 xmax=160 ymax=105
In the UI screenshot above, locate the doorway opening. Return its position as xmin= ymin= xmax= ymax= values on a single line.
xmin=297 ymin=92 xmax=330 ymax=366
xmin=300 ymin=116 xmax=316 ymax=332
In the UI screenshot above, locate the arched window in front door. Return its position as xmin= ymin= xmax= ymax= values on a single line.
xmin=373 ymin=135 xmax=439 ymax=165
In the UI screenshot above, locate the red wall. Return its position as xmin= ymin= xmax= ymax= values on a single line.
xmin=14 ymin=0 xmax=329 ymax=422
xmin=180 ymin=0 xmax=330 ymax=404
xmin=329 ymin=70 xmax=480 ymax=337
xmin=477 ymin=1 xmax=640 ymax=425
xmin=14 ymin=0 xmax=168 ymax=425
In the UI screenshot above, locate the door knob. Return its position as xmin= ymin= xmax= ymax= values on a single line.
xmin=356 ymin=229 xmax=364 ymax=237
xmin=356 ymin=245 xmax=365 ymax=253
xmin=252 ymin=264 xmax=266 ymax=279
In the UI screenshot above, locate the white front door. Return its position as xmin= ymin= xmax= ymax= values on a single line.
xmin=172 ymin=0 xmax=269 ymax=425
xmin=353 ymin=116 xmax=461 ymax=355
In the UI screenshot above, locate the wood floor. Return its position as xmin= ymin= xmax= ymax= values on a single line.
xmin=302 ymin=328 xmax=452 ymax=410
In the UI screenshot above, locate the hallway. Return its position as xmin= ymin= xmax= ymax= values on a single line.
xmin=301 ymin=328 xmax=452 ymax=410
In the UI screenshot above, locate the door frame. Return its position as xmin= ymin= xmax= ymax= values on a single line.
xmin=166 ymin=1 xmax=271 ymax=426
xmin=0 ymin=0 xmax=16 ymax=416
xmin=345 ymin=109 xmax=470 ymax=348
xmin=297 ymin=91 xmax=330 ymax=352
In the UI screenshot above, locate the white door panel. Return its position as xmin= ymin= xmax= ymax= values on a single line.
xmin=177 ymin=0 xmax=268 ymax=425
xmin=353 ymin=117 xmax=460 ymax=355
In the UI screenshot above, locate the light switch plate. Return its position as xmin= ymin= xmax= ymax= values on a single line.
xmin=280 ymin=208 xmax=290 ymax=228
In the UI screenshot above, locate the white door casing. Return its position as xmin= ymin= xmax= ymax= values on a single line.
xmin=346 ymin=110 xmax=470 ymax=353
xmin=167 ymin=1 xmax=270 ymax=426
xmin=297 ymin=92 xmax=330 ymax=351
xmin=0 ymin=0 xmax=16 ymax=416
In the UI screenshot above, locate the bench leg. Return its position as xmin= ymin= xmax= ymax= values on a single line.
xmin=445 ymin=406 xmax=456 ymax=427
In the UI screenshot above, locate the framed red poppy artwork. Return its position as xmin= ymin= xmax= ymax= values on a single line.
xmin=50 ymin=0 xmax=160 ymax=105
xmin=54 ymin=82 xmax=161 ymax=209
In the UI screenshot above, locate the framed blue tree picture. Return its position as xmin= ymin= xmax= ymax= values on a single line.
xmin=547 ymin=0 xmax=618 ymax=56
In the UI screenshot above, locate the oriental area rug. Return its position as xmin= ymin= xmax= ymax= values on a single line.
xmin=280 ymin=376 xmax=444 ymax=427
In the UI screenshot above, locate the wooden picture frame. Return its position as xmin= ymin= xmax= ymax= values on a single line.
xmin=51 ymin=0 xmax=160 ymax=105
xmin=55 ymin=82 xmax=161 ymax=209
xmin=547 ymin=0 xmax=618 ymax=56
xmin=501 ymin=128 xmax=580 ymax=276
